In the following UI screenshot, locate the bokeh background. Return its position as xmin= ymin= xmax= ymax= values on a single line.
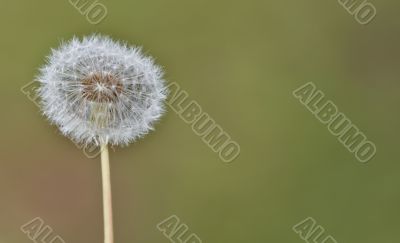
xmin=0 ymin=0 xmax=399 ymax=242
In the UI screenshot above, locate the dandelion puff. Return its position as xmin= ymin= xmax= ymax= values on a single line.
xmin=38 ymin=35 xmax=167 ymax=147
xmin=36 ymin=35 xmax=168 ymax=243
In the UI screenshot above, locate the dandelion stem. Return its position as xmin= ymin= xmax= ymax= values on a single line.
xmin=101 ymin=143 xmax=114 ymax=243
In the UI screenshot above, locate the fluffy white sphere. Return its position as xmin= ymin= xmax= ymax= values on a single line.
xmin=37 ymin=35 xmax=167 ymax=146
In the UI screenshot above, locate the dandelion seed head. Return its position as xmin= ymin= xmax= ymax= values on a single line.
xmin=37 ymin=35 xmax=168 ymax=146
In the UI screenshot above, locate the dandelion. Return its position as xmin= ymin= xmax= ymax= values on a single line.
xmin=37 ymin=35 xmax=168 ymax=243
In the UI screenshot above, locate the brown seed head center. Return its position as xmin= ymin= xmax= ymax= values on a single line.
xmin=82 ymin=73 xmax=123 ymax=102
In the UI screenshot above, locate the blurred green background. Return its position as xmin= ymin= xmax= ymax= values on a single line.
xmin=0 ymin=0 xmax=399 ymax=242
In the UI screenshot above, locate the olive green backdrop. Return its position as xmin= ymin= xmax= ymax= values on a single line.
xmin=0 ymin=0 xmax=399 ymax=242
